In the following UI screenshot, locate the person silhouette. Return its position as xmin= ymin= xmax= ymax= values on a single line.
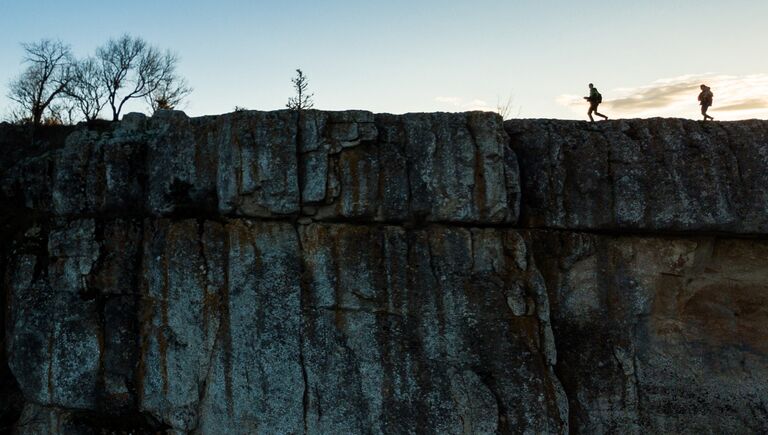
xmin=584 ymin=83 xmax=608 ymax=122
xmin=698 ymin=84 xmax=714 ymax=121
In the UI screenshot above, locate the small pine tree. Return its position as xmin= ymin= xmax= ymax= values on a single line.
xmin=286 ymin=69 xmax=314 ymax=111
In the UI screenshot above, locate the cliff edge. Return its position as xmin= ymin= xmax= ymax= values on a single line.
xmin=1 ymin=111 xmax=766 ymax=434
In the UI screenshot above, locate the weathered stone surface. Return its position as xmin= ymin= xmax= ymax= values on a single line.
xmin=3 ymin=115 xmax=768 ymax=434
xmin=4 ymin=110 xmax=520 ymax=223
xmin=147 ymin=110 xmax=300 ymax=216
xmin=4 ymin=111 xmax=521 ymax=224
xmin=7 ymin=220 xmax=101 ymax=410
xmin=4 ymin=218 xmax=145 ymax=418
xmin=14 ymin=404 xmax=89 ymax=435
xmin=530 ymin=231 xmax=768 ymax=433
xmin=4 ymin=218 xmax=567 ymax=433
xmin=299 ymin=224 xmax=565 ymax=433
xmin=12 ymin=403 xmax=170 ymax=434
xmin=139 ymin=219 xmax=304 ymax=433
xmin=298 ymin=110 xmax=377 ymax=206
xmin=52 ymin=126 xmax=146 ymax=215
xmin=1 ymin=118 xmax=145 ymax=217
xmin=2 ymin=152 xmax=54 ymax=213
xmin=303 ymin=111 xmax=520 ymax=223
xmin=135 ymin=220 xmax=567 ymax=433
xmin=2 ymin=111 xmax=303 ymax=219
xmin=507 ymin=119 xmax=768 ymax=233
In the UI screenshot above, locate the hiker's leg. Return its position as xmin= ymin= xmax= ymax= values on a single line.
xmin=593 ymin=103 xmax=608 ymax=120
xmin=588 ymin=107 xmax=595 ymax=122
xmin=705 ymin=105 xmax=714 ymax=120
xmin=701 ymin=105 xmax=713 ymax=120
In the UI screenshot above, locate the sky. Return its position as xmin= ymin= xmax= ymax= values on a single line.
xmin=1 ymin=0 xmax=767 ymax=121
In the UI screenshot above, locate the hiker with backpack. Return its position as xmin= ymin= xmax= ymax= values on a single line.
xmin=584 ymin=83 xmax=608 ymax=122
xmin=698 ymin=84 xmax=714 ymax=121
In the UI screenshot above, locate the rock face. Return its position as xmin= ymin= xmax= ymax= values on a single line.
xmin=507 ymin=118 xmax=768 ymax=233
xmin=1 ymin=112 xmax=767 ymax=434
xmin=2 ymin=111 xmax=518 ymax=224
xmin=529 ymin=232 xmax=768 ymax=433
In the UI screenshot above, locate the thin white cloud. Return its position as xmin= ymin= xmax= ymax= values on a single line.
xmin=465 ymin=99 xmax=493 ymax=111
xmin=557 ymin=74 xmax=768 ymax=120
xmin=435 ymin=96 xmax=463 ymax=106
xmin=434 ymin=96 xmax=495 ymax=112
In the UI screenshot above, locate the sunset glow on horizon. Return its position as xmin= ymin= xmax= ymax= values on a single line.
xmin=557 ymin=74 xmax=768 ymax=121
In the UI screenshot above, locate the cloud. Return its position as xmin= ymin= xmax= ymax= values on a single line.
xmin=716 ymin=98 xmax=768 ymax=112
xmin=434 ymin=96 xmax=495 ymax=112
xmin=608 ymin=83 xmax=695 ymax=110
xmin=435 ymin=96 xmax=463 ymax=106
xmin=557 ymin=74 xmax=768 ymax=120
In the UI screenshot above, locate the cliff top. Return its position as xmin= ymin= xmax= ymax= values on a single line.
xmin=2 ymin=110 xmax=767 ymax=234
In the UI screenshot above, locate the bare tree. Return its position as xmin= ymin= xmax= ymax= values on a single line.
xmin=46 ymin=101 xmax=77 ymax=125
xmin=286 ymin=69 xmax=314 ymax=110
xmin=65 ymin=57 xmax=107 ymax=121
xmin=97 ymin=34 xmax=189 ymax=120
xmin=496 ymin=94 xmax=520 ymax=120
xmin=147 ymin=75 xmax=192 ymax=112
xmin=7 ymin=39 xmax=73 ymax=126
xmin=4 ymin=106 xmax=31 ymax=125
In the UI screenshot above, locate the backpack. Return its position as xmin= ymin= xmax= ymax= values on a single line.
xmin=595 ymin=91 xmax=603 ymax=104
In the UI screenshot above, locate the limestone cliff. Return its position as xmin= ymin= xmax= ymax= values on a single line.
xmin=0 ymin=112 xmax=765 ymax=434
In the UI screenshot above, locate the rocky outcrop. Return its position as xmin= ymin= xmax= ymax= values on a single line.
xmin=3 ymin=111 xmax=518 ymax=224
xmin=1 ymin=112 xmax=767 ymax=434
xmin=529 ymin=231 xmax=768 ymax=433
xmin=507 ymin=119 xmax=768 ymax=233
xmin=3 ymin=219 xmax=566 ymax=433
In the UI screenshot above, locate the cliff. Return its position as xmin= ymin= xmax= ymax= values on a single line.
xmin=1 ymin=111 xmax=766 ymax=434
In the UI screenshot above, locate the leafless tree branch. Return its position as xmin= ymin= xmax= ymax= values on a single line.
xmin=64 ymin=57 xmax=108 ymax=121
xmin=7 ymin=39 xmax=73 ymax=126
xmin=97 ymin=34 xmax=189 ymax=120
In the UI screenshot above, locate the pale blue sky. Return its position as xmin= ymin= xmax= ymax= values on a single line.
xmin=1 ymin=0 xmax=766 ymax=119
